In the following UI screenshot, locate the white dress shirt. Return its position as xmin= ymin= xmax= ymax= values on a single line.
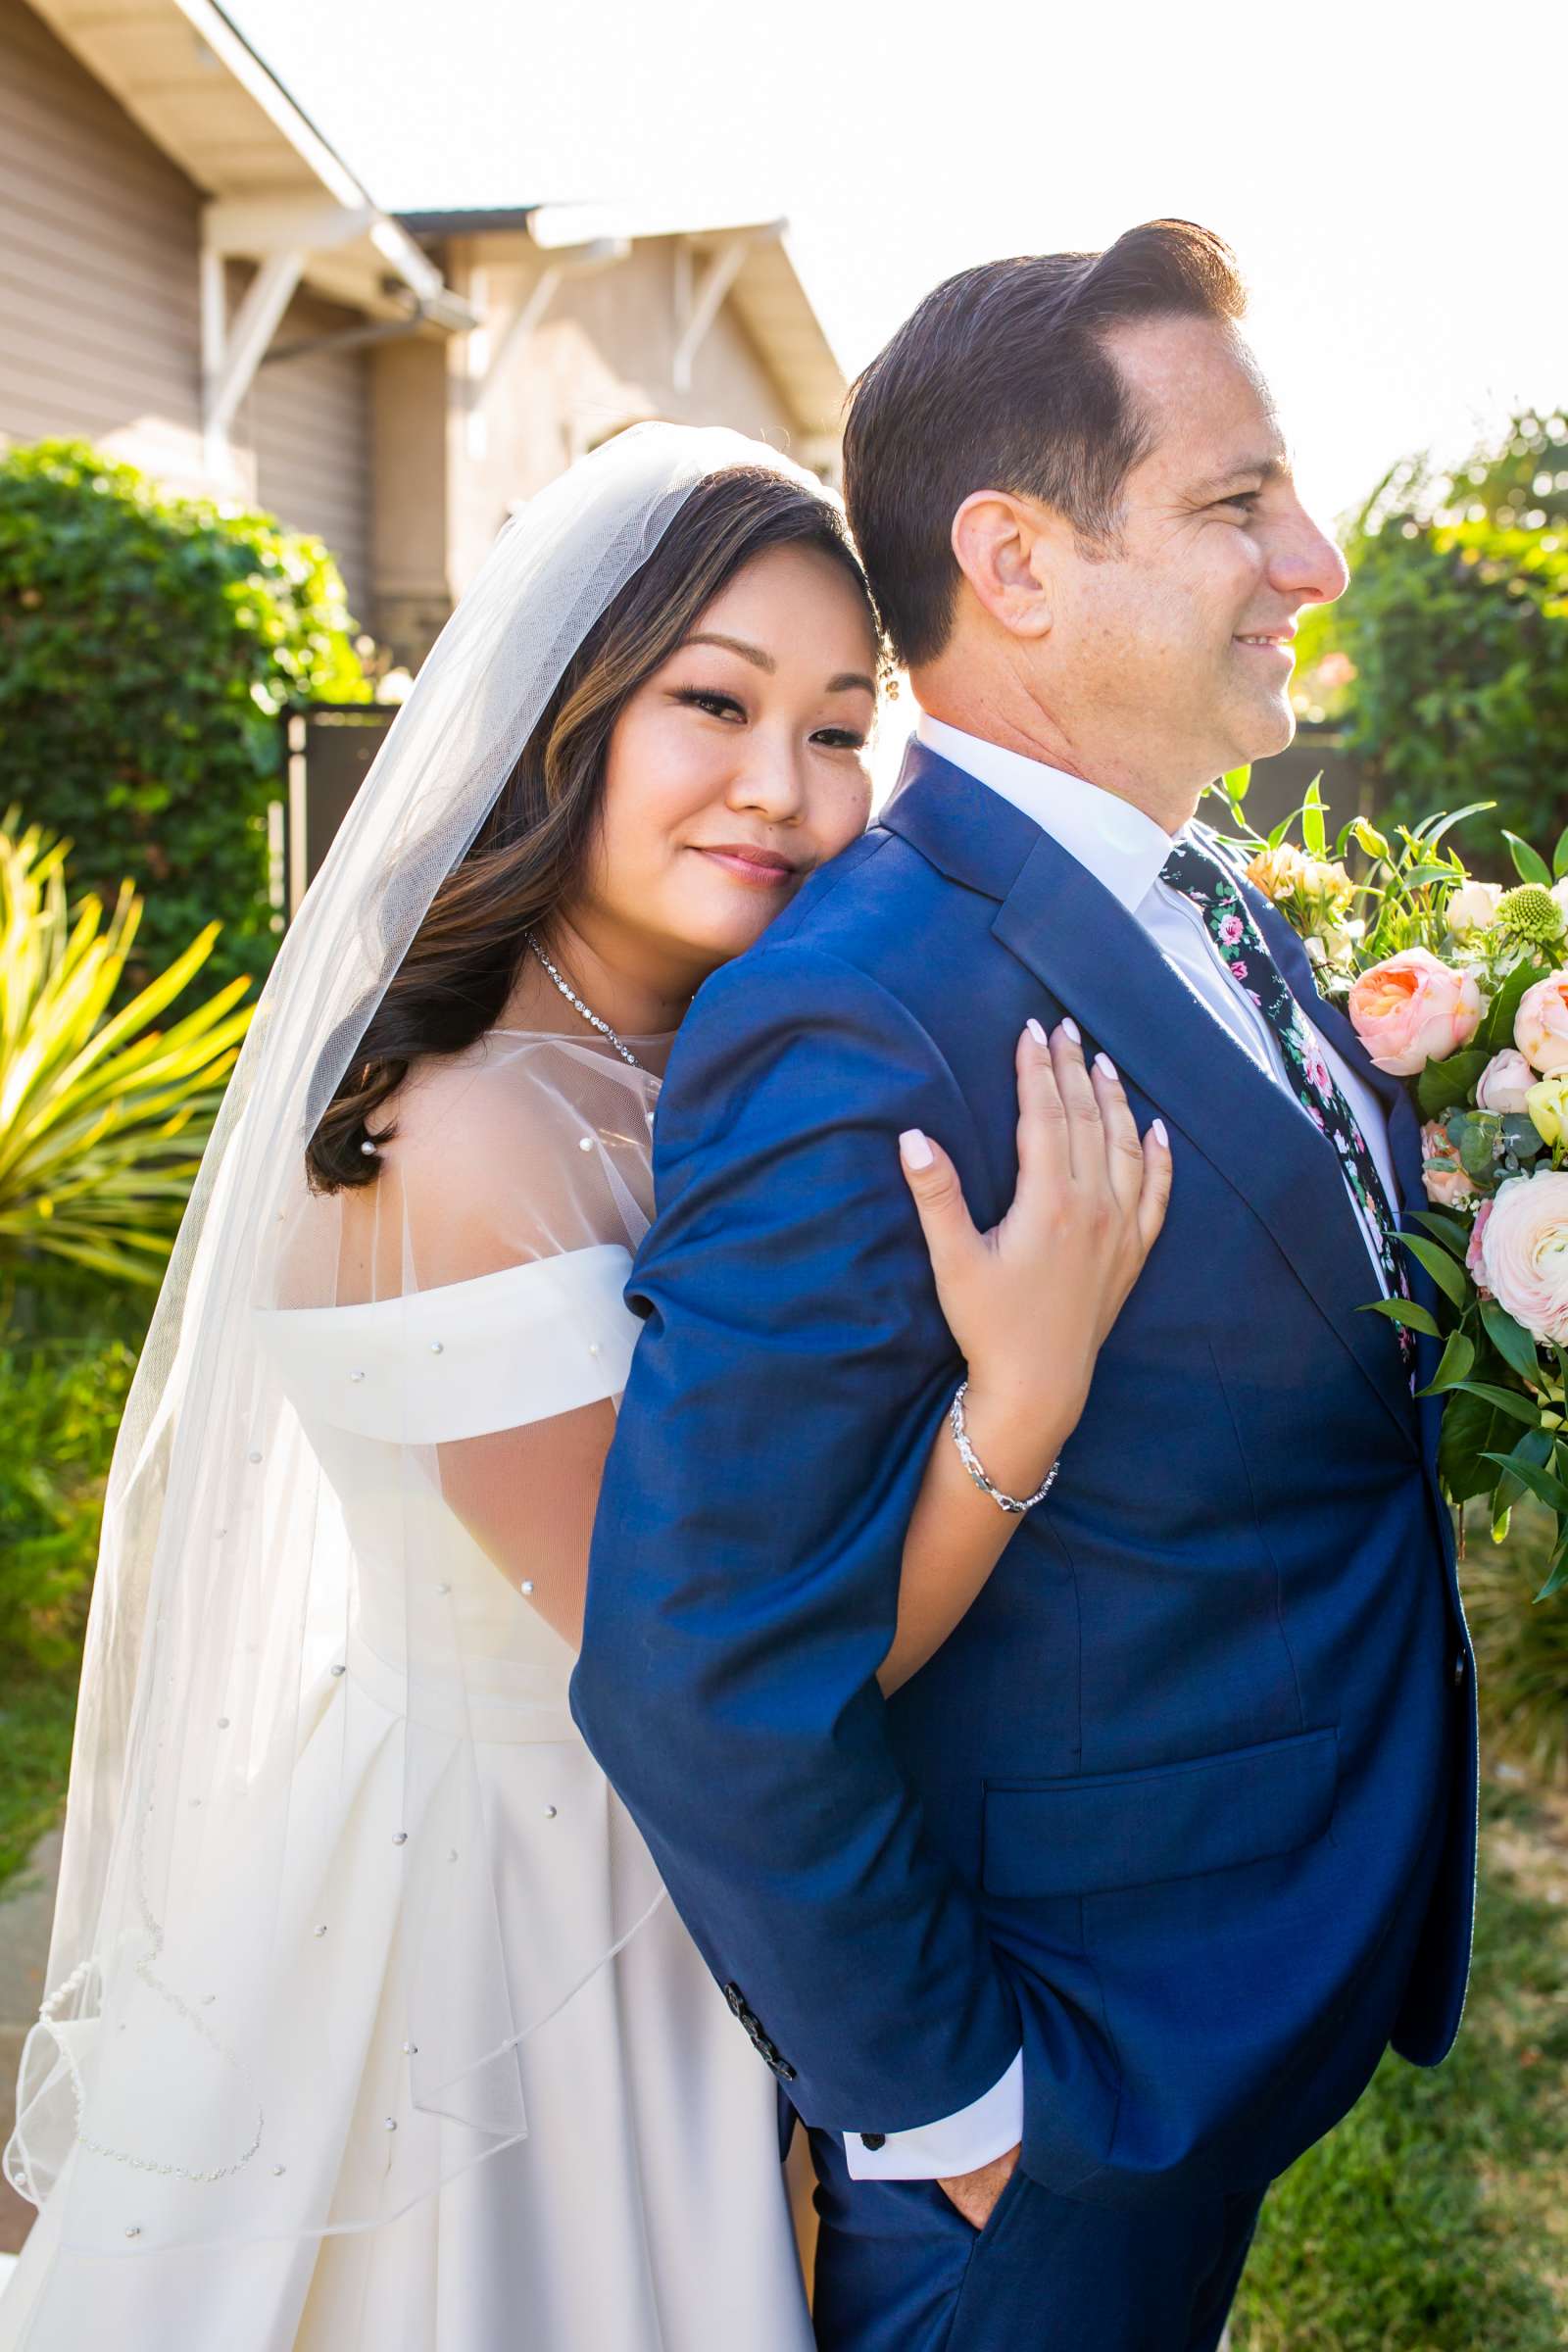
xmin=845 ymin=715 xmax=1397 ymax=2185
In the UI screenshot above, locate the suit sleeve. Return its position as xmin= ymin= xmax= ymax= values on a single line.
xmin=569 ymin=940 xmax=1020 ymax=2132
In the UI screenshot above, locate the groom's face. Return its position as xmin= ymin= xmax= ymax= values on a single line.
xmin=1052 ymin=316 xmax=1348 ymax=780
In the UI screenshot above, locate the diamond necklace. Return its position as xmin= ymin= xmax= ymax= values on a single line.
xmin=523 ymin=933 xmax=649 ymax=1073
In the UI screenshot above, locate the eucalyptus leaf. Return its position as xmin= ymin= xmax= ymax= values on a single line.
xmin=1457 ymin=1118 xmax=1499 ymax=1181
xmin=1499 ymin=1114 xmax=1545 ymax=1161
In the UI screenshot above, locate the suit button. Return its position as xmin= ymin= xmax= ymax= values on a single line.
xmin=859 ymin=2132 xmax=886 ymax=2151
xmin=722 ymin=1983 xmax=748 ymax=2020
xmin=1452 ymin=1650 xmax=1467 ymax=1688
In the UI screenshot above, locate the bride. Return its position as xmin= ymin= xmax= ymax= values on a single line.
xmin=0 ymin=425 xmax=1168 ymax=2349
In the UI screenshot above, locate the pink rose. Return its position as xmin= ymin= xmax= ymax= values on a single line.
xmin=1420 ymin=1119 xmax=1477 ymax=1206
xmin=1479 ymin=1171 xmax=1568 ymax=1344
xmin=1515 ymin=971 xmax=1568 ymax=1073
xmin=1466 ymin=1198 xmax=1494 ymax=1298
xmin=1219 ymin=912 xmax=1245 ymax=947
xmin=1476 ymin=1048 xmax=1537 ymax=1114
xmin=1348 ymin=948 xmax=1485 ymax=1076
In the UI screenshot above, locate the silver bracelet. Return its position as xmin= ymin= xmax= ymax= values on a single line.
xmin=949 ymin=1379 xmax=1060 ymax=1516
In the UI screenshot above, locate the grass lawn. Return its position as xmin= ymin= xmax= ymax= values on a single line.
xmin=1232 ymin=1777 xmax=1568 ymax=2349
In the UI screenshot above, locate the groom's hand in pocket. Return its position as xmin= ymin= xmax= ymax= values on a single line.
xmin=938 ymin=2141 xmax=1021 ymax=2230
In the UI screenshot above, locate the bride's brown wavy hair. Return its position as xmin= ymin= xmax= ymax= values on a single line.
xmin=307 ymin=464 xmax=877 ymax=1193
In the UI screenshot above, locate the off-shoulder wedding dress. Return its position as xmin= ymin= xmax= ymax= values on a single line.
xmin=0 ymin=1028 xmax=814 ymax=2351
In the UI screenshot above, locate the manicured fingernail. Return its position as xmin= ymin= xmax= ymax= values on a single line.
xmin=900 ymin=1128 xmax=934 ymax=1170
xmin=1026 ymin=1017 xmax=1048 ymax=1047
xmin=1152 ymin=1117 xmax=1169 ymax=1148
xmin=1060 ymin=1017 xmax=1082 ymax=1045
xmin=1095 ymin=1052 xmax=1118 ymax=1082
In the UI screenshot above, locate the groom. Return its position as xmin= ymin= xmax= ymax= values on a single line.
xmin=572 ymin=220 xmax=1475 ymax=2349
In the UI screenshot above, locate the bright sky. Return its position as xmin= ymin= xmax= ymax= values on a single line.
xmin=230 ymin=0 xmax=1565 ymax=534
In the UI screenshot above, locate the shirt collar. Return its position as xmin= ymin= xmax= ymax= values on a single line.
xmin=914 ymin=712 xmax=1175 ymax=916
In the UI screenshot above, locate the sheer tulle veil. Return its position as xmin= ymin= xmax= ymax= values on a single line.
xmin=5 ymin=423 xmax=828 ymax=2253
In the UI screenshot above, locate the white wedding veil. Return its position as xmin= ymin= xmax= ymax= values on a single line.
xmin=4 ymin=422 xmax=829 ymax=2260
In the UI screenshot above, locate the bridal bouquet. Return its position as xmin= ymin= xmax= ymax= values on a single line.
xmin=1211 ymin=768 xmax=1568 ymax=1599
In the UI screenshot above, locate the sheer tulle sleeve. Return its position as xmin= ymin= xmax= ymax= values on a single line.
xmin=316 ymin=1034 xmax=660 ymax=1648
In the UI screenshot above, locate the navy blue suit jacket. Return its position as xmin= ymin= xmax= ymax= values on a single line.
xmin=571 ymin=743 xmax=1477 ymax=2206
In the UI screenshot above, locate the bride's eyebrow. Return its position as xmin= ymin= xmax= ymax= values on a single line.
xmin=682 ymin=631 xmax=875 ymax=699
xmin=684 ymin=630 xmax=776 ymax=670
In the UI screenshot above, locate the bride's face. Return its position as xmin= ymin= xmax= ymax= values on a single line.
xmin=578 ymin=542 xmax=878 ymax=980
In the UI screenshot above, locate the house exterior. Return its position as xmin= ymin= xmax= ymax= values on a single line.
xmin=1 ymin=0 xmax=847 ymax=662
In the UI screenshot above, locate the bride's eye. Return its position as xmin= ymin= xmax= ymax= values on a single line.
xmin=672 ymin=687 xmax=746 ymax=721
xmin=812 ymin=726 xmax=867 ymax=751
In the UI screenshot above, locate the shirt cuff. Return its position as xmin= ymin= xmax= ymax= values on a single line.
xmin=843 ymin=2050 xmax=1023 ymax=2180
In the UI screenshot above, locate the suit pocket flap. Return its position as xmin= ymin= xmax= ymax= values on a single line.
xmin=982 ymin=1726 xmax=1338 ymax=1899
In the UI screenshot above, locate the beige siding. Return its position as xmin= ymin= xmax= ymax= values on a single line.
xmin=0 ymin=0 xmax=206 ymax=487
xmin=0 ymin=1 xmax=373 ymax=612
xmin=230 ymin=275 xmax=373 ymax=618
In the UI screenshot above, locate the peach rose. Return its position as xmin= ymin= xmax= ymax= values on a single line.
xmin=1466 ymin=1198 xmax=1494 ymax=1298
xmin=1514 ymin=971 xmax=1568 ymax=1074
xmin=1420 ymin=1120 xmax=1477 ymax=1206
xmin=1479 ymin=1171 xmax=1568 ymax=1345
xmin=1476 ymin=1048 xmax=1537 ymax=1114
xmin=1348 ymin=948 xmax=1485 ymax=1077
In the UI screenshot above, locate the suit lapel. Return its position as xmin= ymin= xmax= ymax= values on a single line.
xmin=881 ymin=745 xmax=1419 ymax=1453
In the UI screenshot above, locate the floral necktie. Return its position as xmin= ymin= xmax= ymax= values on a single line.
xmin=1159 ymin=837 xmax=1414 ymax=1364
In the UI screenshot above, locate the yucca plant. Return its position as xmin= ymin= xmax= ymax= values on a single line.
xmin=0 ymin=814 xmax=252 ymax=1289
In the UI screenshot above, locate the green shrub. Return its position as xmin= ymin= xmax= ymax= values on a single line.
xmin=0 ymin=1332 xmax=133 ymax=1673
xmin=1293 ymin=413 xmax=1568 ymax=857
xmin=0 ymin=438 xmax=369 ymax=996
xmin=0 ymin=815 xmax=251 ymax=1293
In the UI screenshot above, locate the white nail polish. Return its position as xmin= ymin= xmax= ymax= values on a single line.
xmin=1061 ymin=1017 xmax=1082 ymax=1045
xmin=1152 ymin=1117 xmax=1169 ymax=1148
xmin=1095 ymin=1052 xmax=1118 ymax=1082
xmin=1026 ymin=1017 xmax=1048 ymax=1048
xmin=900 ymin=1128 xmax=934 ymax=1171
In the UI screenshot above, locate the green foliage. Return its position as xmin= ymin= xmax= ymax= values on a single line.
xmin=0 ymin=1667 xmax=79 ymax=1894
xmin=1231 ymin=1784 xmax=1568 ymax=2350
xmin=0 ymin=1331 xmax=133 ymax=1674
xmin=0 ymin=816 xmax=251 ymax=1290
xmin=0 ymin=438 xmax=369 ymax=996
xmin=1291 ymin=414 xmax=1568 ymax=858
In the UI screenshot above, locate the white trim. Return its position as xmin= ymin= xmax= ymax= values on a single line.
xmin=673 ymin=236 xmax=755 ymax=394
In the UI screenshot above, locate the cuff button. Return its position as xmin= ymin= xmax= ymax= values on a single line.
xmin=859 ymin=2132 xmax=886 ymax=2151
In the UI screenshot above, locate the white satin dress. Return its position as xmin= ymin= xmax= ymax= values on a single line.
xmin=0 ymin=1031 xmax=813 ymax=2352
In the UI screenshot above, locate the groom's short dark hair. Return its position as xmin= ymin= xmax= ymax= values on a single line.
xmin=842 ymin=220 xmax=1246 ymax=667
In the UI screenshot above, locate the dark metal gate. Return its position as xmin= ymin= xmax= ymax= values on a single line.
xmin=279 ymin=703 xmax=398 ymax=919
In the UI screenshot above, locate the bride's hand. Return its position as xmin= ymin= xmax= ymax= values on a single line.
xmin=900 ymin=1018 xmax=1171 ymax=1459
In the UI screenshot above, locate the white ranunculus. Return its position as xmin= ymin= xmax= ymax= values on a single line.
xmin=1447 ymin=879 xmax=1504 ymax=935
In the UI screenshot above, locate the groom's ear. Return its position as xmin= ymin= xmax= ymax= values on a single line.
xmin=950 ymin=491 xmax=1055 ymax=640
